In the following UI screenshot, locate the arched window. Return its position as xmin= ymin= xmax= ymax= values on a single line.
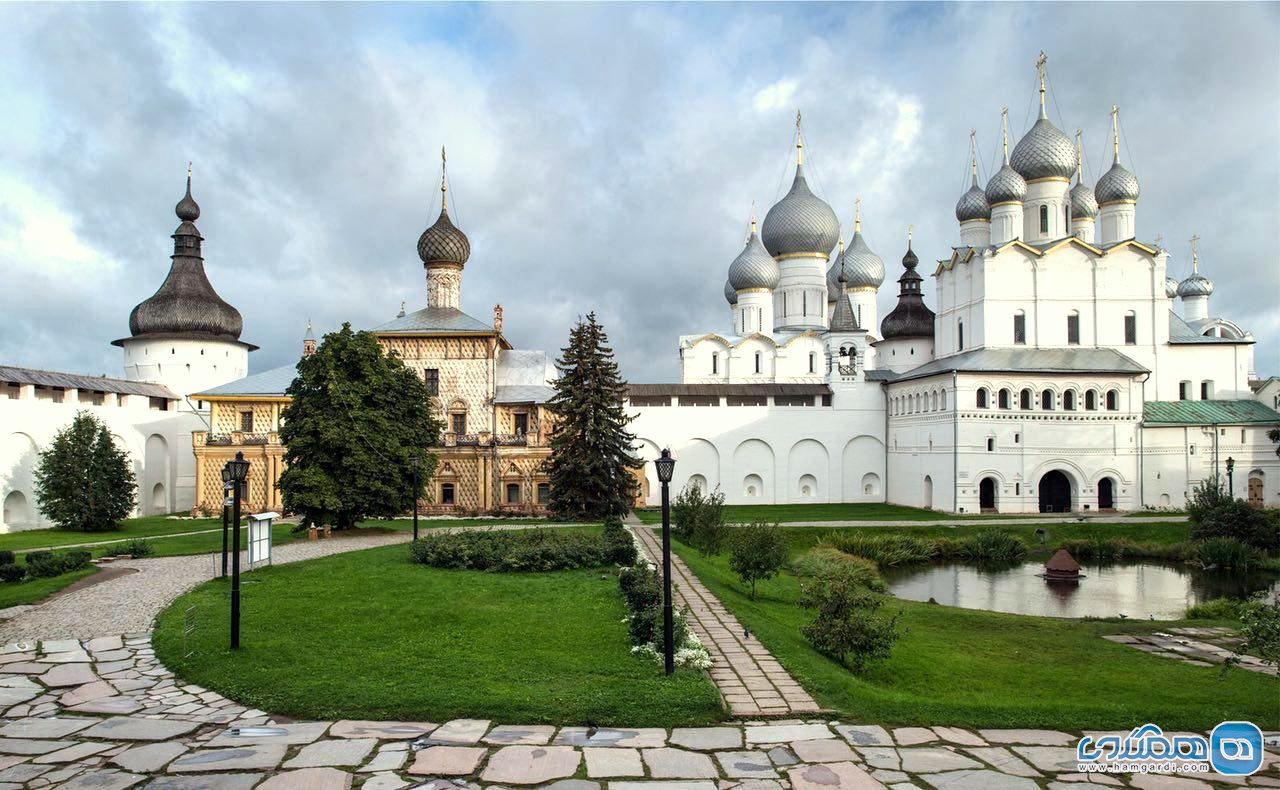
xmin=754 ymin=352 xmax=761 ymax=374
xmin=1013 ymin=310 xmax=1026 ymax=345
xmin=1085 ymin=390 xmax=1097 ymax=410
xmin=931 ymin=391 xmax=938 ymax=411
xmin=1066 ymin=310 xmax=1080 ymax=345
xmin=1041 ymin=389 xmax=1055 ymax=411
xmin=1039 ymin=204 xmax=1049 ymax=234
xmin=1105 ymin=389 xmax=1119 ymax=411
xmin=941 ymin=390 xmax=947 ymax=410
xmin=976 ymin=388 xmax=989 ymax=409
xmin=1020 ymin=388 xmax=1033 ymax=410
xmin=1064 ymin=390 xmax=1077 ymax=411
xmin=808 ymin=352 xmax=815 ymax=374
xmin=958 ymin=319 xmax=965 ymax=351
xmin=711 ymin=353 xmax=718 ymax=375
xmin=998 ymin=388 xmax=1011 ymax=409
xmin=1124 ymin=311 xmax=1137 ymax=345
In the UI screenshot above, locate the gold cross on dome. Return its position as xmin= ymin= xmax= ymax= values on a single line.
xmin=908 ymin=224 xmax=914 ymax=241
xmin=1036 ymin=51 xmax=1047 ymax=75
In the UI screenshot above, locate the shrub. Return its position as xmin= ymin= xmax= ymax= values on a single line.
xmin=1238 ymin=596 xmax=1280 ymax=667
xmin=619 ymin=563 xmax=662 ymax=613
xmin=0 ymin=564 xmax=25 ymax=583
xmin=27 ymin=557 xmax=68 ymax=578
xmin=62 ymin=550 xmax=92 ymax=571
xmin=1187 ymin=478 xmax=1280 ymax=551
xmin=1185 ymin=597 xmax=1249 ymax=620
xmin=1188 ymin=537 xmax=1263 ymax=571
xmin=672 ymin=484 xmax=728 ymax=557
xmin=728 ymin=522 xmax=788 ymax=599
xmin=798 ymin=578 xmax=903 ymax=673
xmin=409 ymin=528 xmax=606 ymax=572
xmin=602 ymin=517 xmax=637 ymax=566
xmin=791 ymin=546 xmax=885 ymax=592
xmin=24 ymin=551 xmax=53 ymax=566
xmin=122 ymin=538 xmax=155 ymax=559
xmin=0 ymin=551 xmax=13 ymax=566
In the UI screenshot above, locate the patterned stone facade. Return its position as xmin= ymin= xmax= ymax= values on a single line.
xmin=426 ymin=265 xmax=462 ymax=310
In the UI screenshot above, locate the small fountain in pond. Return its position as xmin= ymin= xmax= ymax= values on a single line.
xmin=1042 ymin=548 xmax=1084 ymax=581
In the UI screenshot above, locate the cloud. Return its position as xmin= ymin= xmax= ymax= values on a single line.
xmin=0 ymin=2 xmax=1276 ymax=385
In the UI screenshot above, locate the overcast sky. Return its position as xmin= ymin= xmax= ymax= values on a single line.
xmin=1 ymin=2 xmax=1277 ymax=384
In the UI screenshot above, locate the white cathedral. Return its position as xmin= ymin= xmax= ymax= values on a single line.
xmin=627 ymin=61 xmax=1279 ymax=514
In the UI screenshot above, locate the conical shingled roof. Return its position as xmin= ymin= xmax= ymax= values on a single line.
xmin=118 ymin=175 xmax=246 ymax=346
xmin=879 ymin=242 xmax=935 ymax=340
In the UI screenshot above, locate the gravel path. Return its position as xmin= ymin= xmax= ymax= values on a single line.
xmin=0 ymin=532 xmax=411 ymax=642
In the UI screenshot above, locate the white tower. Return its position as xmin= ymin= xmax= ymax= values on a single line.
xmin=728 ymin=219 xmax=779 ymax=336
xmin=955 ymin=131 xmax=991 ymax=248
xmin=986 ymin=108 xmax=1027 ymax=246
xmin=1177 ymin=235 xmax=1214 ymax=322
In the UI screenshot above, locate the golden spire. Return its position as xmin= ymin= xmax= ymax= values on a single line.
xmin=1000 ymin=107 xmax=1010 ymax=163
xmin=440 ymin=146 xmax=448 ymax=210
xmin=1036 ymin=51 xmax=1048 ymax=118
xmin=1110 ymin=104 xmax=1120 ymax=161
xmin=853 ymin=198 xmax=862 ymax=233
xmin=795 ymin=109 xmax=804 ymax=166
xmin=1075 ymin=129 xmax=1084 ymax=181
xmin=186 ymin=161 xmax=192 ymax=179
xmin=748 ymin=201 xmax=757 ymax=239
xmin=1190 ymin=234 xmax=1200 ymax=273
xmin=908 ymin=223 xmax=914 ymax=243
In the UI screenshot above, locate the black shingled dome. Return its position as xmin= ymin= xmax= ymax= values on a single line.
xmin=117 ymin=176 xmax=246 ymax=346
xmin=417 ymin=206 xmax=471 ymax=266
xmin=879 ymin=242 xmax=936 ymax=339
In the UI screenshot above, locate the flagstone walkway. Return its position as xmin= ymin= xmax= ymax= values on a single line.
xmin=629 ymin=525 xmax=820 ymax=718
xmin=0 ymin=636 xmax=1274 ymax=789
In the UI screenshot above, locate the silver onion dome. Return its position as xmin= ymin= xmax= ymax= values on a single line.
xmin=724 ymin=278 xmax=738 ymax=305
xmin=417 ymin=206 xmax=471 ymax=266
xmin=1177 ymin=273 xmax=1214 ymax=298
xmin=727 ymin=229 xmax=781 ymax=291
xmin=1095 ymin=160 xmax=1140 ymax=205
xmin=761 ymin=164 xmax=840 ymax=257
xmin=1010 ymin=115 xmax=1077 ymax=181
xmin=1070 ymin=180 xmax=1098 ymax=219
xmin=842 ymin=229 xmax=885 ymax=288
xmin=955 ymin=179 xmax=991 ymax=222
xmin=985 ymin=163 xmax=1027 ymax=205
xmin=1164 ymin=276 xmax=1179 ymax=299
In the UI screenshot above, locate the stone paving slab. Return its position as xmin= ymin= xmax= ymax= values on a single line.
xmin=630 ymin=524 xmax=819 ymax=717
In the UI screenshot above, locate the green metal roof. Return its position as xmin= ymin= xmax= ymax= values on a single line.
xmin=1143 ymin=400 xmax=1280 ymax=426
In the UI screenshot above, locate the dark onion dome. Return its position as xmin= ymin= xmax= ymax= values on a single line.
xmin=880 ymin=241 xmax=935 ymax=339
xmin=727 ymin=225 xmax=780 ymax=291
xmin=1177 ymin=272 xmax=1214 ymax=298
xmin=119 ymin=174 xmax=246 ymax=345
xmin=985 ymin=163 xmax=1027 ymax=205
xmin=828 ymin=269 xmax=859 ymax=332
xmin=1070 ymin=180 xmax=1099 ymax=219
xmin=1010 ymin=103 xmax=1076 ymax=182
xmin=1164 ymin=276 xmax=1179 ymax=298
xmin=417 ymin=204 xmax=471 ymax=266
xmin=761 ymin=163 xmax=840 ymax=257
xmin=955 ymin=169 xmax=991 ymax=222
xmin=1095 ymin=158 xmax=1140 ymax=205
xmin=724 ymin=278 xmax=738 ymax=305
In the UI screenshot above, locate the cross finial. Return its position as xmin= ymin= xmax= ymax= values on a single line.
xmin=1074 ymin=129 xmax=1083 ymax=180
xmin=1110 ymin=104 xmax=1120 ymax=161
xmin=748 ymin=200 xmax=758 ymax=239
xmin=1036 ymin=51 xmax=1048 ymax=116
xmin=1190 ymin=234 xmax=1200 ymax=272
xmin=440 ymin=146 xmax=448 ymax=209
xmin=1154 ymin=233 xmax=1163 ymax=250
xmin=969 ymin=128 xmax=978 ymax=180
xmin=795 ymin=110 xmax=804 ymax=165
xmin=854 ymin=198 xmax=862 ymax=233
xmin=1001 ymin=106 xmax=1010 ymax=162
xmin=186 ymin=161 xmax=192 ymax=179
xmin=908 ymin=223 xmax=914 ymax=242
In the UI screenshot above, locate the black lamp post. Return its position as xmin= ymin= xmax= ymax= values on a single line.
xmin=224 ymin=451 xmax=250 ymax=649
xmin=654 ymin=448 xmax=676 ymax=676
xmin=220 ymin=465 xmax=232 ymax=579
xmin=410 ymin=454 xmax=421 ymax=542
xmin=1226 ymin=457 xmax=1235 ymax=497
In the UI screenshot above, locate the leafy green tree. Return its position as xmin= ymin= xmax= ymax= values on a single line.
xmin=673 ymin=483 xmax=727 ymax=556
xmin=1239 ymin=596 xmax=1280 ymax=667
xmin=1187 ymin=477 xmax=1279 ymax=551
xmin=33 ymin=411 xmax=135 ymax=531
xmin=799 ymin=580 xmax=903 ymax=673
xmin=279 ymin=323 xmax=441 ymax=530
xmin=728 ymin=521 xmax=788 ymax=599
xmin=546 ymin=313 xmax=640 ymax=520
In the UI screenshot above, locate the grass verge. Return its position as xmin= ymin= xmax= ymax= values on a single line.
xmin=154 ymin=541 xmax=722 ymax=726
xmin=671 ymin=526 xmax=1279 ymax=730
xmin=0 ymin=566 xmax=100 ymax=609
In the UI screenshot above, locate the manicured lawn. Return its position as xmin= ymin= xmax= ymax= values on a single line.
xmin=0 ymin=516 xmax=225 ymax=553
xmin=636 ymin=503 xmax=947 ymax=523
xmin=773 ymin=521 xmax=1193 ymax=555
xmin=0 ymin=566 xmax=100 ymax=609
xmin=154 ymin=541 xmax=723 ymax=726
xmin=671 ymin=526 xmax=1279 ymax=730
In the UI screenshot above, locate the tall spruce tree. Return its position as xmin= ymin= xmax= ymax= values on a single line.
xmin=279 ymin=323 xmax=442 ymax=529
xmin=547 ymin=313 xmax=641 ymax=520
xmin=34 ymin=411 xmax=136 ymax=531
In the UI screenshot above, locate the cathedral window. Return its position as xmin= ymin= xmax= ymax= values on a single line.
xmin=505 ymin=483 xmax=521 ymax=504
xmin=1041 ymin=389 xmax=1055 ymax=410
xmin=711 ymin=353 xmax=718 ymax=375
xmin=424 ymin=369 xmax=439 ymax=396
xmin=1039 ymin=205 xmax=1049 ymax=234
xmin=514 ymin=412 xmax=528 ymax=436
xmin=1064 ymin=390 xmax=1077 ymax=411
xmin=1200 ymin=380 xmax=1214 ymax=400
xmin=998 ymin=389 xmax=1011 ymax=409
xmin=754 ymin=352 xmax=761 ymax=374
xmin=440 ymin=483 xmax=455 ymax=505
xmin=976 ymin=388 xmax=989 ymax=409
xmin=239 ymin=411 xmax=253 ymax=432
xmin=1124 ymin=313 xmax=1137 ymax=345
xmin=1106 ymin=389 xmax=1119 ymax=411
xmin=958 ymin=320 xmax=965 ymax=351
xmin=940 ymin=390 xmax=947 ymax=410
xmin=986 ymin=437 xmax=995 ymax=452
xmin=1013 ymin=312 xmax=1026 ymax=345
xmin=536 ymin=482 xmax=550 ymax=503
xmin=1085 ymin=390 xmax=1097 ymax=410
xmin=451 ymin=412 xmax=467 ymax=435
xmin=1067 ymin=312 xmax=1080 ymax=345
xmin=808 ymin=352 xmax=815 ymax=374
xmin=1178 ymin=381 xmax=1190 ymax=400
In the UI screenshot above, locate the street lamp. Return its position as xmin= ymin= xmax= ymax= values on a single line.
xmin=410 ymin=454 xmax=421 ymax=542
xmin=220 ymin=465 xmax=232 ymax=579
xmin=224 ymin=451 xmax=250 ymax=649
xmin=1226 ymin=457 xmax=1235 ymax=497
xmin=654 ymin=448 xmax=676 ymax=676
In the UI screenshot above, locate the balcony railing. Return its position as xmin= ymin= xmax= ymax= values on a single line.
xmin=206 ymin=434 xmax=233 ymax=446
xmin=493 ymin=433 xmax=527 ymax=446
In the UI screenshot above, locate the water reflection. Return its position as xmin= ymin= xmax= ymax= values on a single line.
xmin=881 ymin=560 xmax=1280 ymax=620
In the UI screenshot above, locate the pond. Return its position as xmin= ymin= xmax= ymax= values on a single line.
xmin=881 ymin=560 xmax=1280 ymax=620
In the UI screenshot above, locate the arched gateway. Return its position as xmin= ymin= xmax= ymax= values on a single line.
xmin=1039 ymin=470 xmax=1072 ymax=513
